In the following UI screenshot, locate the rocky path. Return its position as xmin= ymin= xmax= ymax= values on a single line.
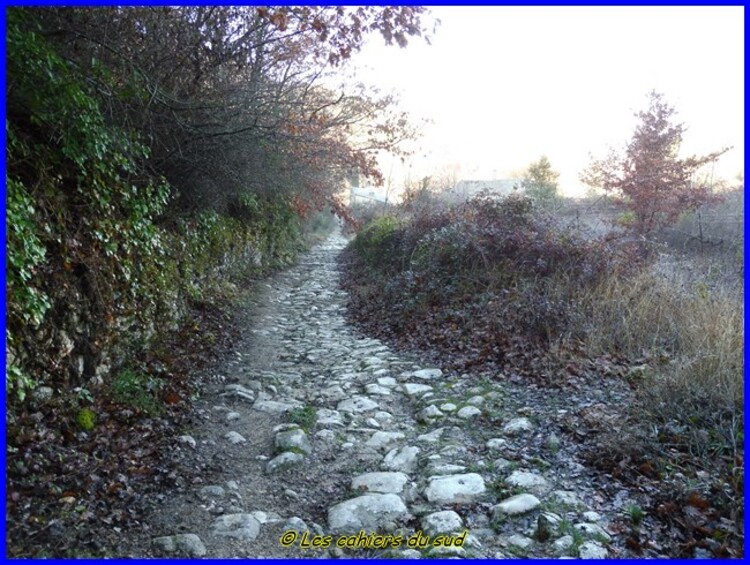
xmin=128 ymin=228 xmax=649 ymax=559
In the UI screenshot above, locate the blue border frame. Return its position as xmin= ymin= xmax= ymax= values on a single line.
xmin=1 ymin=2 xmax=746 ymax=562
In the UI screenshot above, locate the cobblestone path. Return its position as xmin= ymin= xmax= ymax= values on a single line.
xmin=138 ymin=228 xmax=643 ymax=559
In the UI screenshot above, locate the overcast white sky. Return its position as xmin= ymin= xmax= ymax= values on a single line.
xmin=343 ymin=5 xmax=744 ymax=197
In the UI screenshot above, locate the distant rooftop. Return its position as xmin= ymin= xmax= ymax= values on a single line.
xmin=350 ymin=185 xmax=390 ymax=204
xmin=444 ymin=179 xmax=519 ymax=201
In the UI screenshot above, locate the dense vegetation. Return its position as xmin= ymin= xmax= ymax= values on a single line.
xmin=342 ymin=191 xmax=743 ymax=555
xmin=6 ymin=6 xmax=427 ymax=400
xmin=5 ymin=6 xmax=428 ymax=556
xmin=343 ymin=193 xmax=644 ymax=379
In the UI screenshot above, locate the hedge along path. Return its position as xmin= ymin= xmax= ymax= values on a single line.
xmin=128 ymin=226 xmax=649 ymax=559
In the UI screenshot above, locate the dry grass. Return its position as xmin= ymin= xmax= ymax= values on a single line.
xmin=573 ymin=265 xmax=743 ymax=545
xmin=578 ymin=269 xmax=743 ymax=459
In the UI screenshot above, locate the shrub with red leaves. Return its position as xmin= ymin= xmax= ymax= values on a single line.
xmin=340 ymin=192 xmax=643 ymax=381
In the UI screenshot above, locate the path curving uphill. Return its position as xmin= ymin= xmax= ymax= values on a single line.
xmin=125 ymin=228 xmax=648 ymax=558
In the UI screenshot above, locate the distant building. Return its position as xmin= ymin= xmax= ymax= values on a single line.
xmin=443 ymin=179 xmax=519 ymax=203
xmin=349 ymin=186 xmax=390 ymax=206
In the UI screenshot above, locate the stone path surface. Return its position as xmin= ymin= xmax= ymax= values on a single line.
xmin=131 ymin=228 xmax=648 ymax=558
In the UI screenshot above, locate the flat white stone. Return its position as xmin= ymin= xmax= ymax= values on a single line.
xmin=315 ymin=429 xmax=336 ymax=441
xmin=507 ymin=534 xmax=534 ymax=549
xmin=429 ymin=463 xmax=467 ymax=475
xmin=377 ymin=377 xmax=398 ymax=388
xmin=224 ymin=431 xmax=246 ymax=445
xmin=457 ymin=406 xmax=482 ymax=419
xmin=578 ymin=540 xmax=608 ymax=559
xmin=316 ymin=408 xmax=345 ymax=428
xmin=365 ymin=431 xmax=405 ymax=451
xmin=365 ymin=417 xmax=381 ymax=428
xmin=373 ymin=411 xmax=393 ymax=422
xmin=402 ymin=383 xmax=434 ymax=396
xmin=491 ymin=493 xmax=541 ymax=517
xmin=152 ymin=534 xmax=206 ymax=557
xmin=410 ymin=368 xmax=443 ymax=380
xmin=424 ymin=473 xmax=486 ymax=504
xmin=275 ymin=428 xmax=312 ymax=455
xmin=283 ymin=516 xmax=309 ymax=532
xmin=493 ymin=458 xmax=513 ymax=471
xmin=249 ymin=510 xmax=282 ymax=524
xmin=503 ymin=417 xmax=533 ymax=434
xmin=382 ymin=446 xmax=420 ymax=473
xmin=253 ymin=399 xmax=300 ymax=414
xmin=419 ymin=405 xmax=444 ymax=421
xmin=319 ymin=385 xmax=347 ymax=401
xmin=486 ymin=438 xmax=507 ymax=450
xmin=224 ymin=384 xmax=255 ymax=401
xmin=272 ymin=423 xmax=300 ymax=433
xmin=550 ymin=490 xmax=584 ymax=509
xmin=466 ymin=395 xmax=485 ymax=406
xmin=337 ymin=396 xmax=379 ymax=413
xmin=363 ymin=356 xmax=385 ymax=367
xmin=421 ymin=510 xmax=464 ymax=536
xmin=542 ymin=511 xmax=563 ymax=528
xmin=177 ymin=435 xmax=196 ymax=449
xmin=553 ymin=535 xmax=574 ymax=554
xmin=582 ymin=511 xmax=602 ymax=522
xmin=365 ymin=384 xmax=391 ymax=396
xmin=439 ymin=445 xmax=469 ymax=458
xmin=328 ymin=494 xmax=408 ymax=534
xmin=506 ymin=471 xmax=551 ymax=495
xmin=351 ymin=472 xmax=409 ymax=494
xmin=265 ymin=452 xmax=305 ymax=473
xmin=439 ymin=403 xmax=457 ymax=412
xmin=212 ymin=513 xmax=261 ymax=541
xmin=417 ymin=428 xmax=445 ymax=443
xmin=574 ymin=523 xmax=612 ymax=542
xmin=198 ymin=485 xmax=225 ymax=499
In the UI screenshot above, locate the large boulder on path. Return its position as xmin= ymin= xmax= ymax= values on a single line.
xmin=327 ymin=494 xmax=408 ymax=534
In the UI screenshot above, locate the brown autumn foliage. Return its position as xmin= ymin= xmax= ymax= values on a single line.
xmin=340 ymin=192 xmax=643 ymax=379
xmin=31 ymin=6 xmax=429 ymax=216
xmin=581 ymin=91 xmax=729 ymax=236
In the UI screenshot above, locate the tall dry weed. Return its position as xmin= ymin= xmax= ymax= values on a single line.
xmin=580 ymin=270 xmax=743 ymax=457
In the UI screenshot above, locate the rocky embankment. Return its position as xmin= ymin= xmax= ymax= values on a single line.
xmin=123 ymin=229 xmax=658 ymax=558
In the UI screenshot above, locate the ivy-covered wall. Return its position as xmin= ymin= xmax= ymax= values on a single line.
xmin=5 ymin=12 xmax=310 ymax=401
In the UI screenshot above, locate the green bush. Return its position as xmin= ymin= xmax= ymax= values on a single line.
xmin=5 ymin=10 xmax=315 ymax=403
xmin=288 ymin=405 xmax=318 ymax=432
xmin=109 ymin=369 xmax=165 ymax=415
xmin=352 ymin=216 xmax=401 ymax=270
xmin=75 ymin=408 xmax=97 ymax=431
xmin=6 ymin=12 xmax=171 ymax=397
xmin=342 ymin=193 xmax=640 ymax=371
